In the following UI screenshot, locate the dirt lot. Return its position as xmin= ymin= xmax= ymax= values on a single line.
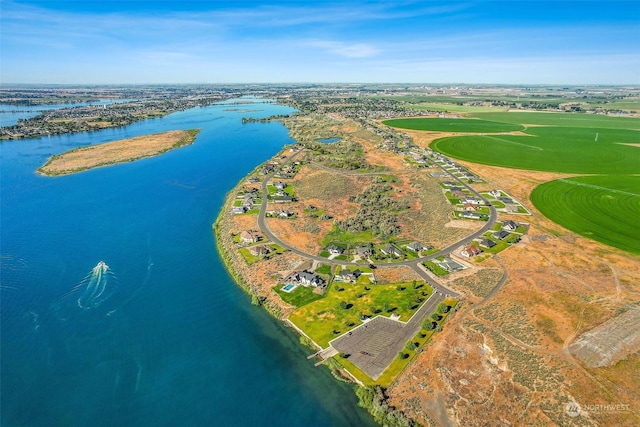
xmin=39 ymin=129 xmax=196 ymax=175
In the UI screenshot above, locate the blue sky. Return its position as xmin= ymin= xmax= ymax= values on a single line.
xmin=1 ymin=1 xmax=638 ymax=84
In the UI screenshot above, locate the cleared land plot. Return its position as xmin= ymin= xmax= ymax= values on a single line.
xmin=383 ymin=118 xmax=523 ymax=133
xmin=289 ymin=281 xmax=433 ymax=347
xmin=531 ymin=176 xmax=640 ymax=255
xmin=38 ymin=129 xmax=199 ymax=176
xmin=569 ymin=307 xmax=640 ymax=368
xmin=431 ymin=126 xmax=640 ymax=174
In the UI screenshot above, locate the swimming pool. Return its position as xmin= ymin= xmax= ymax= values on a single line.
xmin=282 ymin=283 xmax=297 ymax=293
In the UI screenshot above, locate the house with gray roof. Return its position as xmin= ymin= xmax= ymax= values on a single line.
xmin=460 ymin=210 xmax=483 ymax=220
xmin=493 ymin=230 xmax=511 ymax=240
xmin=440 ymin=258 xmax=464 ymax=272
xmin=406 ymin=241 xmax=425 ymax=252
xmin=335 ymin=268 xmax=362 ymax=283
xmin=502 ymin=220 xmax=518 ymax=231
xmin=327 ymin=245 xmax=344 ymax=255
xmin=380 ymin=243 xmax=403 ymax=258
xmin=293 ymin=270 xmax=324 ymax=287
xmin=353 ymin=245 xmax=372 ymax=257
xmin=480 ymin=239 xmax=497 ymax=249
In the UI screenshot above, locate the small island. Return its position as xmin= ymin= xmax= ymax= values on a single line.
xmin=37 ymin=129 xmax=200 ymax=176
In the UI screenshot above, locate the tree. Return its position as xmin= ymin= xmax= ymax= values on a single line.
xmin=423 ymin=319 xmax=436 ymax=330
xmin=437 ymin=302 xmax=450 ymax=314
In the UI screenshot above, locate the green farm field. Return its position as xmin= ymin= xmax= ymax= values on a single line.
xmin=470 ymin=111 xmax=640 ymax=129
xmin=382 ymin=118 xmax=523 ymax=133
xmin=430 ymin=126 xmax=640 ymax=174
xmin=386 ymin=111 xmax=640 ymax=254
xmin=531 ymin=176 xmax=640 ymax=254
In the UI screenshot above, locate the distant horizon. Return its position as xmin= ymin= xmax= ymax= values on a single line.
xmin=2 ymin=1 xmax=639 ymax=85
xmin=2 ymin=82 xmax=639 ymax=88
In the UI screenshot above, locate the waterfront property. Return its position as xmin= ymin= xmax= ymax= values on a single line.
xmin=288 ymin=270 xmax=324 ymax=287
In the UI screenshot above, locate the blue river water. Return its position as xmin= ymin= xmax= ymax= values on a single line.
xmin=0 ymin=100 xmax=376 ymax=426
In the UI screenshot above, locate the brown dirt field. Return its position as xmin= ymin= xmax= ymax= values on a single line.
xmin=374 ymin=266 xmax=422 ymax=284
xmin=291 ymin=164 xmax=367 ymax=221
xmin=39 ymin=130 xmax=196 ymax=176
xmin=230 ymin=214 xmax=259 ymax=234
xmin=364 ymin=147 xmax=407 ymax=170
xmin=397 ymin=173 xmax=473 ymax=248
xmin=266 ymin=216 xmax=332 ymax=254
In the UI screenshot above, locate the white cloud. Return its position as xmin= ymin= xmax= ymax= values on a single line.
xmin=306 ymin=40 xmax=380 ymax=58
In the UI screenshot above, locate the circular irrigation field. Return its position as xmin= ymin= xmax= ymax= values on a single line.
xmin=429 ymin=127 xmax=640 ymax=174
xmin=382 ymin=118 xmax=523 ymax=133
xmin=531 ymin=176 xmax=640 ymax=255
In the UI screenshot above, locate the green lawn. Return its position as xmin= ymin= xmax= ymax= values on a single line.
xmin=382 ymin=118 xmax=523 ymax=133
xmin=288 ymin=281 xmax=433 ymax=347
xmin=321 ymin=227 xmax=376 ymax=247
xmin=238 ymin=248 xmax=262 ymax=265
xmin=531 ymin=176 xmax=640 ymax=254
xmin=423 ymin=261 xmax=449 ymax=276
xmin=481 ymin=233 xmax=510 ymax=254
xmin=274 ymin=285 xmax=326 ymax=307
xmin=315 ymin=264 xmax=333 ymax=275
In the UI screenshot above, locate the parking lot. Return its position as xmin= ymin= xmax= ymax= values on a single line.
xmin=330 ymin=292 xmax=445 ymax=379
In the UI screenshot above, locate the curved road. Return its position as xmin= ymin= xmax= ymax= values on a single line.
xmin=256 ymin=149 xmax=499 ymax=299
